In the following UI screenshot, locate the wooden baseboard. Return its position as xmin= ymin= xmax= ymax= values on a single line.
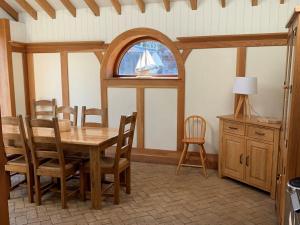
xmin=131 ymin=148 xmax=218 ymax=169
xmin=105 ymin=147 xmax=218 ymax=169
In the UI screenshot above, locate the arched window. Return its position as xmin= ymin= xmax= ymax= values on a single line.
xmin=117 ymin=40 xmax=178 ymax=77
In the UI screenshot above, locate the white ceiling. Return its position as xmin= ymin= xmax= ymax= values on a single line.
xmin=7 ymin=0 xmax=175 ymax=12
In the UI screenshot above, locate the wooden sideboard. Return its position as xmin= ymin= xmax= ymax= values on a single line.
xmin=218 ymin=115 xmax=281 ymax=198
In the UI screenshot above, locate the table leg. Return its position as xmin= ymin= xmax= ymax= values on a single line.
xmin=90 ymin=147 xmax=101 ymax=209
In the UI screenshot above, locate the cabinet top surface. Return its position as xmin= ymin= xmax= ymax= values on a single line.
xmin=218 ymin=115 xmax=281 ymax=129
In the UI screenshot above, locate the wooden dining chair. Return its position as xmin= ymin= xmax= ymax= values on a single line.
xmin=81 ymin=106 xmax=107 ymax=128
xmin=56 ymin=106 xmax=78 ymax=126
xmin=1 ymin=115 xmax=34 ymax=203
xmin=26 ymin=117 xmax=85 ymax=208
xmin=83 ymin=112 xmax=137 ymax=204
xmin=176 ymin=115 xmax=208 ymax=177
xmin=32 ymin=99 xmax=56 ymax=120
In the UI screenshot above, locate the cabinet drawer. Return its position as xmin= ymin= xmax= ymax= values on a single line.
xmin=246 ymin=125 xmax=274 ymax=142
xmin=223 ymin=121 xmax=245 ymax=136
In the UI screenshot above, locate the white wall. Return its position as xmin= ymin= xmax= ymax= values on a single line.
xmin=108 ymin=88 xmax=137 ymax=147
xmin=8 ymin=0 xmax=290 ymax=153
xmin=145 ymin=88 xmax=177 ymax=150
xmin=246 ymin=46 xmax=286 ymax=118
xmin=68 ymin=52 xmax=100 ymax=122
xmin=18 ymin=0 xmax=300 ymax=43
xmin=185 ymin=48 xmax=236 ymax=154
xmin=12 ymin=53 xmax=26 ymax=116
xmin=33 ymin=53 xmax=62 ymax=105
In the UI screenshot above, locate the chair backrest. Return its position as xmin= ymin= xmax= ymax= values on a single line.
xmin=26 ymin=117 xmax=65 ymax=170
xmin=32 ymin=99 xmax=56 ymax=120
xmin=1 ymin=115 xmax=30 ymax=163
xmin=184 ymin=115 xmax=206 ymax=139
xmin=114 ymin=112 xmax=137 ymax=168
xmin=56 ymin=106 xmax=78 ymax=126
xmin=81 ymin=106 xmax=107 ymax=128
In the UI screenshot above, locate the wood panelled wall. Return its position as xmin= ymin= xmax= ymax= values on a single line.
xmin=19 ymin=0 xmax=300 ymax=43
xmin=0 ymin=18 xmax=288 ymax=168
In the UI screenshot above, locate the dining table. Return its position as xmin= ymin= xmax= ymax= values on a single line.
xmin=3 ymin=125 xmax=119 ymax=210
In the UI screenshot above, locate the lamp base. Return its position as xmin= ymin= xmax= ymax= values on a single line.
xmin=234 ymin=95 xmax=251 ymax=118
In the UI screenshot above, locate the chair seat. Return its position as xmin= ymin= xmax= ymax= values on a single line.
xmin=5 ymin=156 xmax=27 ymax=173
xmin=84 ymin=157 xmax=129 ymax=173
xmin=37 ymin=159 xmax=81 ymax=177
xmin=182 ymin=137 xmax=205 ymax=144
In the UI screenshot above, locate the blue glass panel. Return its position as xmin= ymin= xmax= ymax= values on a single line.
xmin=118 ymin=41 xmax=178 ymax=76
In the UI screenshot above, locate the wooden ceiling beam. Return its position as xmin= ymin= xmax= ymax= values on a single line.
xmin=163 ymin=0 xmax=170 ymax=12
xmin=0 ymin=1 xmax=19 ymax=21
xmin=35 ymin=0 xmax=56 ymax=19
xmin=110 ymin=0 xmax=121 ymax=15
xmin=135 ymin=0 xmax=145 ymax=13
xmin=84 ymin=0 xmax=100 ymax=16
xmin=16 ymin=0 xmax=37 ymax=20
xmin=60 ymin=0 xmax=76 ymax=17
xmin=190 ymin=0 xmax=197 ymax=10
xmin=221 ymin=0 xmax=226 ymax=8
xmin=251 ymin=0 xmax=258 ymax=6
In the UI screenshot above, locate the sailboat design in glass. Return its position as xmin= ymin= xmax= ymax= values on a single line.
xmin=135 ymin=50 xmax=163 ymax=76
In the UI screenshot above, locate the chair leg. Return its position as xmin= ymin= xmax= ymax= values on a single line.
xmin=5 ymin=172 xmax=11 ymax=199
xmin=113 ymin=173 xmax=120 ymax=205
xmin=200 ymin=145 xmax=208 ymax=178
xmin=26 ymin=168 xmax=34 ymax=203
xmin=34 ymin=175 xmax=41 ymax=206
xmin=176 ymin=143 xmax=189 ymax=175
xmin=61 ymin=176 xmax=67 ymax=209
xmin=125 ymin=167 xmax=131 ymax=194
xmin=79 ymin=166 xmax=86 ymax=201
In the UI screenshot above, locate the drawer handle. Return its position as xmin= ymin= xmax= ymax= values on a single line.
xmin=228 ymin=126 xmax=238 ymax=130
xmin=239 ymin=154 xmax=243 ymax=164
xmin=246 ymin=156 xmax=249 ymax=167
xmin=255 ymin=131 xmax=265 ymax=136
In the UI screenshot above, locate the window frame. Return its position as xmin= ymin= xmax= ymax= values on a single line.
xmin=114 ymin=38 xmax=179 ymax=78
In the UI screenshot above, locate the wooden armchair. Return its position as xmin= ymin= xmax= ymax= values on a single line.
xmin=1 ymin=115 xmax=34 ymax=203
xmin=176 ymin=115 xmax=208 ymax=177
xmin=32 ymin=99 xmax=56 ymax=119
xmin=56 ymin=106 xmax=78 ymax=126
xmin=26 ymin=117 xmax=85 ymax=208
xmin=83 ymin=112 xmax=137 ymax=204
xmin=81 ymin=106 xmax=107 ymax=128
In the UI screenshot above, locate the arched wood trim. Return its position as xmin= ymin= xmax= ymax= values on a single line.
xmin=100 ymin=28 xmax=185 ymax=151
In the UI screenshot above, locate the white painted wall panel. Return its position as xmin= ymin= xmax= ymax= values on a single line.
xmin=12 ymin=53 xmax=26 ymax=116
xmin=68 ymin=53 xmax=100 ymax=123
xmin=20 ymin=0 xmax=300 ymax=43
xmin=10 ymin=21 xmax=26 ymax=42
xmin=145 ymin=88 xmax=177 ymax=150
xmin=33 ymin=53 xmax=62 ymax=105
xmin=108 ymin=88 xmax=137 ymax=147
xmin=185 ymin=48 xmax=236 ymax=154
xmin=246 ymin=46 xmax=286 ymax=118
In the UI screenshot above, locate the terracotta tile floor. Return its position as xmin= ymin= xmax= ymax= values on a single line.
xmin=9 ymin=162 xmax=277 ymax=225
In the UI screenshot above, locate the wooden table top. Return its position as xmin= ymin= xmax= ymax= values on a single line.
xmin=3 ymin=126 xmax=119 ymax=146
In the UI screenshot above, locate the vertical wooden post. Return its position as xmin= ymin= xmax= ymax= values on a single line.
xmin=0 ymin=19 xmax=15 ymax=116
xmin=0 ymin=114 xmax=9 ymax=225
xmin=26 ymin=53 xmax=35 ymax=115
xmin=60 ymin=52 xmax=70 ymax=119
xmin=177 ymin=82 xmax=185 ymax=151
xmin=22 ymin=53 xmax=31 ymax=115
xmin=136 ymin=88 xmax=144 ymax=151
xmin=234 ymin=47 xmax=247 ymax=116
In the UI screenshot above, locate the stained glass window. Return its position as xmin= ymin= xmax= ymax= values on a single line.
xmin=118 ymin=40 xmax=178 ymax=77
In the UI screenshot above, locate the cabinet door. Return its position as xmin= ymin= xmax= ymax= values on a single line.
xmin=222 ymin=135 xmax=245 ymax=181
xmin=246 ymin=140 xmax=273 ymax=191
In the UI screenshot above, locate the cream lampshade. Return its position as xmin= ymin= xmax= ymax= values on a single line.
xmin=233 ymin=77 xmax=257 ymax=118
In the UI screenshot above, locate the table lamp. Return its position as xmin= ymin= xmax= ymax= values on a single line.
xmin=233 ymin=77 xmax=257 ymax=118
